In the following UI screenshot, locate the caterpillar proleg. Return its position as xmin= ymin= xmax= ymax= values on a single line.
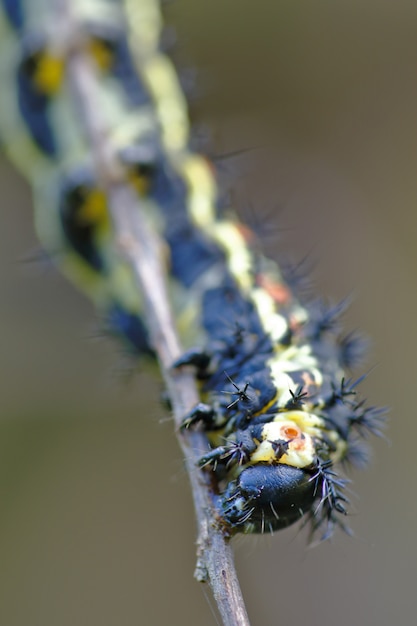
xmin=0 ymin=0 xmax=384 ymax=558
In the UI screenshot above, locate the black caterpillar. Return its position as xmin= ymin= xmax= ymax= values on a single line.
xmin=0 ymin=0 xmax=385 ymax=541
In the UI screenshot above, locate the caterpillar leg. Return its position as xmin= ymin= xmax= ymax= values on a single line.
xmin=172 ymin=347 xmax=212 ymax=377
xmin=198 ymin=430 xmax=257 ymax=469
xmin=180 ymin=402 xmax=216 ymax=430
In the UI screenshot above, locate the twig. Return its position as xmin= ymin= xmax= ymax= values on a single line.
xmin=53 ymin=1 xmax=251 ymax=624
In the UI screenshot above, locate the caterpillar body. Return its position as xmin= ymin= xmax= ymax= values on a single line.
xmin=0 ymin=0 xmax=384 ymax=540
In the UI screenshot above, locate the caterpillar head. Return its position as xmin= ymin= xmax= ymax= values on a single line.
xmin=221 ymin=461 xmax=348 ymax=539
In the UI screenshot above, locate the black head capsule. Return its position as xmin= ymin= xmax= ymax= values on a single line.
xmin=221 ymin=463 xmax=316 ymax=533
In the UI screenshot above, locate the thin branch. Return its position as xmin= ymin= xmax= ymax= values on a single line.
xmin=52 ymin=2 xmax=251 ymax=624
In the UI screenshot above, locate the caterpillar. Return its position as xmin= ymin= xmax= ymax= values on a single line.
xmin=0 ymin=0 xmax=384 ymax=541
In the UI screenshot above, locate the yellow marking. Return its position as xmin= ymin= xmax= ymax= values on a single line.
xmin=268 ymin=346 xmax=323 ymax=401
xmin=125 ymin=0 xmax=162 ymax=56
xmin=142 ymin=55 xmax=189 ymax=152
xmin=270 ymin=371 xmax=295 ymax=406
xmin=251 ymin=287 xmax=289 ymax=342
xmin=34 ymin=54 xmax=63 ymax=95
xmin=249 ymin=420 xmax=316 ymax=468
xmin=128 ymin=169 xmax=151 ymax=196
xmin=77 ymin=190 xmax=109 ymax=226
xmin=252 ymin=393 xmax=278 ymax=417
xmin=274 ymin=410 xmax=324 ymax=434
xmin=180 ymin=154 xmax=216 ymax=229
xmin=212 ymin=221 xmax=252 ymax=290
xmin=327 ymin=431 xmax=348 ymax=464
xmin=89 ymin=39 xmax=114 ymax=72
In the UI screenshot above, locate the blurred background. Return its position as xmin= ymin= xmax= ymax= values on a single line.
xmin=1 ymin=0 xmax=416 ymax=624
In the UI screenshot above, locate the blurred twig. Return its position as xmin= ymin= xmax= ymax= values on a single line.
xmin=53 ymin=1 xmax=251 ymax=624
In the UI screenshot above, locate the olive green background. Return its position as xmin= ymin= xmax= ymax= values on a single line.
xmin=1 ymin=1 xmax=416 ymax=624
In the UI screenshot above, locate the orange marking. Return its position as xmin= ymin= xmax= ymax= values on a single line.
xmin=235 ymin=223 xmax=255 ymax=244
xmin=283 ymin=426 xmax=299 ymax=439
xmin=257 ymin=274 xmax=291 ymax=305
xmin=292 ymin=439 xmax=305 ymax=451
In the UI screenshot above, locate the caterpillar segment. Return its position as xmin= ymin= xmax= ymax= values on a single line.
xmin=0 ymin=0 xmax=163 ymax=354
xmin=0 ymin=0 xmax=383 ymax=540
